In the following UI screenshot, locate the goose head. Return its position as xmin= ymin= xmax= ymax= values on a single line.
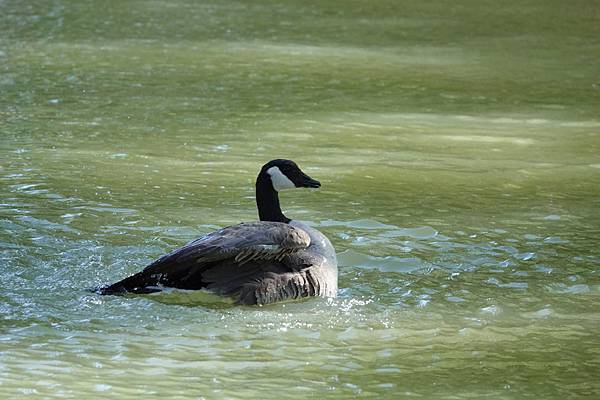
xmin=260 ymin=159 xmax=321 ymax=191
xmin=255 ymin=159 xmax=320 ymax=223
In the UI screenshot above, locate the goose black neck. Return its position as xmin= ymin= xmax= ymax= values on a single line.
xmin=256 ymin=174 xmax=291 ymax=223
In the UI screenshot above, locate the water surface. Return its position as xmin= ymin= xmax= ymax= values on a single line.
xmin=1 ymin=0 xmax=600 ymax=398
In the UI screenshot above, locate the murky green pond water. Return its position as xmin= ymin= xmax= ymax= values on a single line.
xmin=2 ymin=0 xmax=600 ymax=398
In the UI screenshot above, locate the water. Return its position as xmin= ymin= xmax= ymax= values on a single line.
xmin=2 ymin=0 xmax=600 ymax=398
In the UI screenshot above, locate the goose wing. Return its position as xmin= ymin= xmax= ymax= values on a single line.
xmin=99 ymin=221 xmax=311 ymax=294
xmin=184 ymin=221 xmax=311 ymax=264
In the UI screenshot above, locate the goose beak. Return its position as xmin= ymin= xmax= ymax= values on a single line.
xmin=301 ymin=174 xmax=321 ymax=188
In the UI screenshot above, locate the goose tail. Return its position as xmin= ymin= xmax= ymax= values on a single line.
xmin=95 ymin=270 xmax=163 ymax=295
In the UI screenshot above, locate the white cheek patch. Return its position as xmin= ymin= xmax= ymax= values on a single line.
xmin=267 ymin=166 xmax=296 ymax=191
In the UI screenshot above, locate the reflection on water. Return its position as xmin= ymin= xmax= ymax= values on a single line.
xmin=2 ymin=0 xmax=600 ymax=398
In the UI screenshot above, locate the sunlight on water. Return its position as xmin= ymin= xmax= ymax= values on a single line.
xmin=2 ymin=0 xmax=600 ymax=398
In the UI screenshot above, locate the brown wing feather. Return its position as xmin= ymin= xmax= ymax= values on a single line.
xmin=98 ymin=221 xmax=311 ymax=295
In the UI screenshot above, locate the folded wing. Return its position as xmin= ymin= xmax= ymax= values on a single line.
xmin=98 ymin=221 xmax=311 ymax=297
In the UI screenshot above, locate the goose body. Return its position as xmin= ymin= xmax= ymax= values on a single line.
xmin=99 ymin=159 xmax=338 ymax=305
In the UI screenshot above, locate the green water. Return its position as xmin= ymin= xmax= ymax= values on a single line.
xmin=2 ymin=0 xmax=600 ymax=398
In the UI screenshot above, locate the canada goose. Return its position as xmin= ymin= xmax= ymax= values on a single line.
xmin=98 ymin=159 xmax=338 ymax=305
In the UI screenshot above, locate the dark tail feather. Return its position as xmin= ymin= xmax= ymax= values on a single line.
xmin=96 ymin=270 xmax=164 ymax=295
